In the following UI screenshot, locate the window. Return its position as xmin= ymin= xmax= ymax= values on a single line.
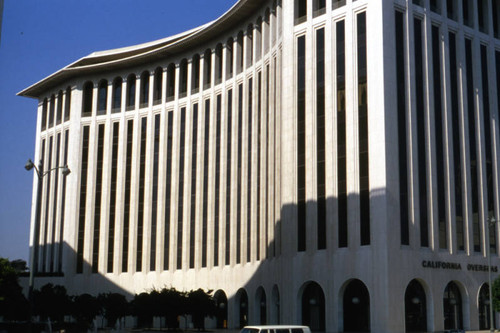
xmin=92 ymin=124 xmax=105 ymax=273
xmin=332 ymin=0 xmax=345 ymax=9
xmin=413 ymin=0 xmax=423 ymax=6
xmin=107 ymin=122 xmax=119 ymax=273
xmin=49 ymin=95 xmax=55 ymax=127
xmin=58 ymin=130 xmax=69 ymax=273
xmin=236 ymin=84 xmax=243 ymax=264
xmin=430 ymin=0 xmax=440 ymax=13
xmin=122 ymin=120 xmax=134 ymax=272
xmin=257 ymin=74 xmax=262 ymax=259
xmin=478 ymin=0 xmax=488 ymax=33
xmin=237 ymin=31 xmax=244 ymax=74
xmin=226 ymin=39 xmax=234 ymax=79
xmin=414 ymin=18 xmax=429 ymax=248
xmin=56 ymin=91 xmax=63 ymax=125
xmin=313 ymin=0 xmax=326 ymax=17
xmin=255 ymin=18 xmax=262 ymax=62
xmin=192 ymin=55 xmax=200 ymax=94
xmin=214 ymin=95 xmax=222 ymax=266
xmin=166 ymin=63 xmax=176 ymax=101
xmin=82 ymin=81 xmax=93 ymax=117
xmin=204 ymin=49 xmax=212 ymax=89
xmin=76 ymin=126 xmax=90 ymax=273
xmin=225 ymin=90 xmax=233 ymax=265
xmin=137 ymin=117 xmax=147 ymax=272
xmin=447 ymin=0 xmax=457 ymax=20
xmin=463 ymin=0 xmax=473 ymax=27
xmin=189 ymin=105 xmax=199 ymax=269
xmin=64 ymin=87 xmax=71 ymax=121
xmin=202 ymin=99 xmax=211 ymax=267
xmin=494 ymin=1 xmax=500 ymax=38
xmin=432 ymin=25 xmax=447 ymax=249
xmin=97 ymin=79 xmax=107 ymax=115
xmin=41 ymin=98 xmax=48 ymax=131
xmin=246 ymin=25 xmax=254 ymax=67
xmin=150 ymin=114 xmax=161 ymax=270
xmin=215 ymin=44 xmax=223 ymax=84
xmin=153 ymin=67 xmax=163 ymax=105
xmin=395 ymin=11 xmax=409 ymax=245
xmin=139 ymin=71 xmax=149 ymax=108
xmin=112 ymin=77 xmax=122 ymax=113
xmin=126 ymin=74 xmax=136 ymax=110
xmin=316 ymin=28 xmax=326 ymax=250
xmin=297 ymin=35 xmax=306 ymax=252
xmin=295 ymin=0 xmax=307 ymax=24
xmin=177 ymin=108 xmax=187 ymax=270
xmin=164 ymin=111 xmax=174 ymax=270
xmin=247 ymin=78 xmax=254 ymax=262
xmin=179 ymin=59 xmax=188 ymax=97
xmin=358 ymin=12 xmax=370 ymax=246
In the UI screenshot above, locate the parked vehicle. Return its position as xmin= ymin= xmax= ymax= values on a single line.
xmin=241 ymin=325 xmax=311 ymax=333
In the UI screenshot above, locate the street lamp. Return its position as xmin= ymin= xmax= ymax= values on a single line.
xmin=25 ymin=158 xmax=70 ymax=322
xmin=487 ymin=215 xmax=497 ymax=333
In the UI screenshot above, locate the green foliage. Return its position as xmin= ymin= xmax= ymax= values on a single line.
xmin=33 ymin=283 xmax=71 ymax=322
xmin=0 ymin=258 xmax=29 ymax=321
xmin=71 ymin=293 xmax=100 ymax=330
xmin=492 ymin=276 xmax=500 ymax=312
xmin=186 ymin=288 xmax=217 ymax=331
xmin=159 ymin=287 xmax=186 ymax=329
xmin=98 ymin=292 xmax=129 ymax=328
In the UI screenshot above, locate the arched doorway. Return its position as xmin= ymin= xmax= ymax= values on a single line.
xmin=301 ymin=281 xmax=325 ymax=331
xmin=214 ymin=290 xmax=228 ymax=329
xmin=236 ymin=289 xmax=249 ymax=328
xmin=478 ymin=283 xmax=492 ymax=330
xmin=343 ymin=279 xmax=370 ymax=332
xmin=256 ymin=287 xmax=267 ymax=325
xmin=404 ymin=279 xmax=427 ymax=332
xmin=443 ymin=282 xmax=463 ymax=330
xmin=271 ymin=285 xmax=280 ymax=324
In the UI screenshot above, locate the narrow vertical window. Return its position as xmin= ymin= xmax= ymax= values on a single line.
xmin=97 ymin=80 xmax=107 ymax=115
xmin=154 ymin=67 xmax=163 ymax=105
xmin=112 ymin=77 xmax=122 ymax=113
xmin=478 ymin=0 xmax=488 ymax=33
xmin=432 ymin=25 xmax=447 ymax=249
xmin=237 ymin=84 xmax=243 ymax=264
xmin=58 ymin=130 xmax=69 ymax=273
xmin=50 ymin=134 xmax=61 ymax=272
xmin=49 ymin=95 xmax=55 ymax=127
xmin=247 ymin=78 xmax=254 ymax=261
xmin=202 ymin=100 xmax=211 ymax=267
xmin=226 ymin=39 xmax=234 ymax=79
xmin=226 ymin=90 xmax=233 ymax=265
xmin=42 ymin=98 xmax=48 ymax=131
xmin=214 ymin=95 xmax=222 ymax=266
xmin=465 ymin=38 xmax=481 ymax=252
xmin=247 ymin=25 xmax=254 ymax=68
xmin=297 ymin=35 xmax=306 ymax=252
xmin=332 ymin=0 xmax=346 ymax=9
xmin=237 ymin=32 xmax=244 ymax=74
xmin=494 ymin=1 xmax=500 ymax=38
xmin=189 ymin=105 xmax=199 ymax=269
xmin=82 ymin=82 xmax=93 ymax=117
xmin=358 ymin=12 xmax=369 ymax=246
xmin=64 ymin=87 xmax=71 ymax=121
xmin=179 ymin=59 xmax=188 ymax=97
xmin=192 ymin=55 xmax=200 ymax=94
xmin=215 ymin=44 xmax=223 ymax=84
xmin=313 ymin=0 xmax=326 ymax=17
xmin=414 ymin=18 xmax=429 ymax=247
xmin=42 ymin=136 xmax=53 ymax=272
xmin=76 ymin=127 xmax=90 ymax=273
xmin=92 ymin=124 xmax=105 ymax=273
xmin=204 ymin=49 xmax=212 ymax=89
xmin=295 ymin=0 xmax=307 ymax=25
xmin=122 ymin=120 xmax=134 ymax=272
xmin=108 ymin=122 xmax=119 ymax=273
xmin=463 ymin=0 xmax=473 ymax=27
xmin=316 ymin=28 xmax=326 ymax=250
xmin=449 ymin=32 xmax=465 ymax=251
xmin=265 ymin=65 xmax=270 ymax=258
xmin=140 ymin=71 xmax=149 ymax=107
xmin=164 ymin=111 xmax=174 ymax=270
xmin=56 ymin=91 xmax=63 ymax=125
xmin=166 ymin=64 xmax=176 ymax=101
xmin=396 ymin=12 xmax=409 ymax=245
xmin=150 ymin=114 xmax=161 ymax=271
xmin=177 ymin=108 xmax=187 ymax=270
xmin=126 ymin=74 xmax=136 ymax=110
xmin=481 ymin=45 xmax=496 ymax=253
xmin=257 ymin=73 xmax=262 ymax=260
xmin=136 ymin=117 xmax=147 ymax=272
xmin=447 ymin=0 xmax=457 ymax=21
xmin=337 ymin=20 xmax=347 ymax=248
xmin=35 ymin=140 xmax=46 ymax=272
xmin=430 ymin=0 xmax=440 ymax=13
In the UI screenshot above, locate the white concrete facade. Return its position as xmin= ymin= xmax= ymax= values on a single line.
xmin=19 ymin=0 xmax=500 ymax=332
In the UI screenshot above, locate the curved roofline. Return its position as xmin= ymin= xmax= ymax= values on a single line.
xmin=18 ymin=0 xmax=268 ymax=99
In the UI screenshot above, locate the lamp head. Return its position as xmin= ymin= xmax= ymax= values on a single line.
xmin=25 ymin=159 xmax=34 ymax=171
xmin=61 ymin=165 xmax=71 ymax=176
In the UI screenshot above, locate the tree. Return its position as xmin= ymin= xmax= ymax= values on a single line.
xmin=159 ymin=287 xmax=186 ymax=330
xmin=33 ymin=283 xmax=71 ymax=323
xmin=0 ymin=258 xmax=29 ymax=321
xmin=493 ymin=276 xmax=500 ymax=312
xmin=186 ymin=288 xmax=217 ymax=331
xmin=131 ymin=292 xmax=155 ymax=328
xmin=71 ymin=293 xmax=100 ymax=330
xmin=97 ymin=292 xmax=129 ymax=329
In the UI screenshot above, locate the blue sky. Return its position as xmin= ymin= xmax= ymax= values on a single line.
xmin=0 ymin=0 xmax=235 ymax=263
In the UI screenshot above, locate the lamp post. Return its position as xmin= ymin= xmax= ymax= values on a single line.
xmin=25 ymin=158 xmax=70 ymax=322
xmin=487 ymin=215 xmax=497 ymax=333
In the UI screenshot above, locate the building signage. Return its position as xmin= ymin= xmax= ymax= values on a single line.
xmin=422 ymin=260 xmax=498 ymax=272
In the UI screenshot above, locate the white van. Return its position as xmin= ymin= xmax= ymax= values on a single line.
xmin=241 ymin=325 xmax=312 ymax=333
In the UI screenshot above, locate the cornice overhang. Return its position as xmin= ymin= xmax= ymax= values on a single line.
xmin=18 ymin=0 xmax=268 ymax=99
